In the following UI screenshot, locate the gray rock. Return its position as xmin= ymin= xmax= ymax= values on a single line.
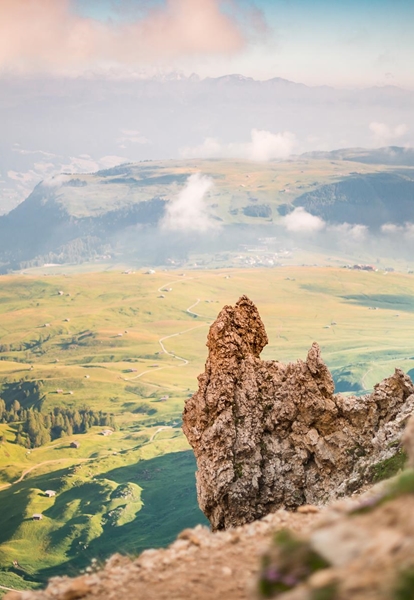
xmin=183 ymin=296 xmax=414 ymax=530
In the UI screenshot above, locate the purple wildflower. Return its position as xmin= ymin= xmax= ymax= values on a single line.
xmin=264 ymin=567 xmax=281 ymax=583
xmin=349 ymin=493 xmax=383 ymax=513
xmin=281 ymin=575 xmax=299 ymax=587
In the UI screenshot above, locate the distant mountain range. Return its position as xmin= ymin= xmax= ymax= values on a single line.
xmin=300 ymin=146 xmax=414 ymax=167
xmin=0 ymin=147 xmax=413 ymax=271
xmin=1 ymin=73 xmax=413 ymax=213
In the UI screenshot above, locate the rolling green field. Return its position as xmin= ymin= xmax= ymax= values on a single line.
xmin=41 ymin=158 xmax=368 ymax=221
xmin=1 ymin=266 xmax=414 ymax=590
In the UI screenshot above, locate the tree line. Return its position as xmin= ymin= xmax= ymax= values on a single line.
xmin=0 ymin=399 xmax=116 ymax=448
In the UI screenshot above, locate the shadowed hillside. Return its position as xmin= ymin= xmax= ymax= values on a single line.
xmin=294 ymin=171 xmax=414 ymax=228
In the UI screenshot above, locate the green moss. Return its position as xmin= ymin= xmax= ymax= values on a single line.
xmin=371 ymin=450 xmax=407 ymax=483
xmin=273 ymin=529 xmax=305 ymax=558
xmin=258 ymin=530 xmax=331 ymax=598
xmin=234 ymin=463 xmax=243 ymax=479
xmin=387 ymin=469 xmax=414 ymax=498
xmin=311 ymin=584 xmax=338 ymax=600
xmin=387 ymin=440 xmax=401 ymax=449
xmin=393 ymin=568 xmax=414 ymax=600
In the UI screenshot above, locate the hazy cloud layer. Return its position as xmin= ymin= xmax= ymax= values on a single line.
xmin=281 ymin=208 xmax=368 ymax=241
xmin=117 ymin=129 xmax=149 ymax=148
xmin=0 ymin=0 xmax=249 ymax=74
xmin=281 ymin=208 xmax=325 ymax=233
xmin=381 ymin=222 xmax=414 ymax=239
xmin=369 ymin=122 xmax=408 ymax=146
xmin=328 ymin=223 xmax=368 ymax=242
xmin=181 ymin=129 xmax=296 ymax=161
xmin=4 ymin=153 xmax=128 ymax=208
xmin=161 ymin=173 xmax=217 ymax=232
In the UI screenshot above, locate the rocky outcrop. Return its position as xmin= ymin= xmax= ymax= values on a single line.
xmin=256 ymin=466 xmax=414 ymax=599
xmin=182 ymin=296 xmax=414 ymax=531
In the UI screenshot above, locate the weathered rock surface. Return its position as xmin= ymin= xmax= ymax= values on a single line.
xmin=182 ymin=295 xmax=414 ymax=530
xmin=5 ymin=509 xmax=315 ymax=600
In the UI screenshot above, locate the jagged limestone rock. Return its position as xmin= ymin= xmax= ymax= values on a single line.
xmin=182 ymin=295 xmax=414 ymax=530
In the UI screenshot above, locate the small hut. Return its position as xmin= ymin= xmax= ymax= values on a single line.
xmin=32 ymin=514 xmax=43 ymax=521
xmin=44 ymin=490 xmax=56 ymax=498
xmin=70 ymin=441 xmax=80 ymax=449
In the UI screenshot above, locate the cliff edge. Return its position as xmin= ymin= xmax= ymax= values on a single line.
xmin=183 ymin=295 xmax=414 ymax=530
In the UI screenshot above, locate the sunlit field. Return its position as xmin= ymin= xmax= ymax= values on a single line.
xmin=1 ymin=265 xmax=414 ymax=589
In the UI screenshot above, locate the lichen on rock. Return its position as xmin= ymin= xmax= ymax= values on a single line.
xmin=182 ymin=295 xmax=414 ymax=531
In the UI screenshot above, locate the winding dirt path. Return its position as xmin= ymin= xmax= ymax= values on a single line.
xmin=123 ymin=322 xmax=207 ymax=382
xmin=361 ymin=365 xmax=375 ymax=391
xmin=157 ymin=277 xmax=194 ymax=294
xmin=0 ymin=458 xmax=89 ymax=492
xmin=123 ymin=280 xmax=212 ymax=383
xmin=149 ymin=426 xmax=173 ymax=443
xmin=0 ymin=584 xmax=22 ymax=593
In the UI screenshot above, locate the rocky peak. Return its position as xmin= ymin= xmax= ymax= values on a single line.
xmin=206 ymin=295 xmax=268 ymax=362
xmin=183 ymin=296 xmax=414 ymax=531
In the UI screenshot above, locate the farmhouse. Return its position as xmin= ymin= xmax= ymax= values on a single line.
xmin=101 ymin=429 xmax=113 ymax=436
xmin=32 ymin=514 xmax=43 ymax=521
xmin=70 ymin=441 xmax=80 ymax=448
xmin=44 ymin=490 xmax=56 ymax=497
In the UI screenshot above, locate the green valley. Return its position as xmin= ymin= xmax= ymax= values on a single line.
xmin=1 ymin=266 xmax=414 ymax=590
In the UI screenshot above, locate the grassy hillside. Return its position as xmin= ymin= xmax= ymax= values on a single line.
xmin=1 ymin=266 xmax=414 ymax=589
xmin=294 ymin=171 xmax=414 ymax=227
xmin=1 ymin=153 xmax=413 ymax=269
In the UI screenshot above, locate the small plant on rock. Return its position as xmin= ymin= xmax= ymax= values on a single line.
xmin=393 ymin=568 xmax=414 ymax=600
xmin=258 ymin=529 xmax=331 ymax=598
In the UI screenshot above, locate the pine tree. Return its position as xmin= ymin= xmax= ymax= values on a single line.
xmin=0 ymin=398 xmax=5 ymax=421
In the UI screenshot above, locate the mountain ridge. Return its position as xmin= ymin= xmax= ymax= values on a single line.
xmin=0 ymin=148 xmax=413 ymax=270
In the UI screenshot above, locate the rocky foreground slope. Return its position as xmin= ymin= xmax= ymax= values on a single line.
xmin=183 ymin=296 xmax=414 ymax=530
xmin=8 ymin=461 xmax=414 ymax=600
xmin=8 ymin=296 xmax=414 ymax=600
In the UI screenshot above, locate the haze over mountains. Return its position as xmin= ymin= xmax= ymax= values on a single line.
xmin=1 ymin=146 xmax=413 ymax=272
xmin=1 ymin=74 xmax=413 ymax=212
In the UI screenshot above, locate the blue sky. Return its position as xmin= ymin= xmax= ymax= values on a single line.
xmin=69 ymin=0 xmax=414 ymax=87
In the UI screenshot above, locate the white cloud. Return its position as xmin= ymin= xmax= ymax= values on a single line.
xmin=60 ymin=154 xmax=128 ymax=174
xmin=117 ymin=129 xmax=149 ymax=146
xmin=6 ymin=154 xmax=129 ymax=202
xmin=42 ymin=174 xmax=71 ymax=188
xmin=381 ymin=222 xmax=414 ymax=238
xmin=12 ymin=148 xmax=57 ymax=158
xmin=0 ymin=0 xmax=248 ymax=75
xmin=180 ymin=129 xmax=296 ymax=161
xmin=328 ymin=223 xmax=368 ymax=242
xmin=161 ymin=173 xmax=217 ymax=232
xmin=369 ymin=122 xmax=408 ymax=146
xmin=281 ymin=207 xmax=325 ymax=233
xmin=97 ymin=155 xmax=130 ymax=169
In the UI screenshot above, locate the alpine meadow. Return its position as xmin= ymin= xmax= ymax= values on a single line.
xmin=1 ymin=1 xmax=414 ymax=599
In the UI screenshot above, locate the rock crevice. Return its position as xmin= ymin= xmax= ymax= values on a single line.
xmin=183 ymin=295 xmax=414 ymax=530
